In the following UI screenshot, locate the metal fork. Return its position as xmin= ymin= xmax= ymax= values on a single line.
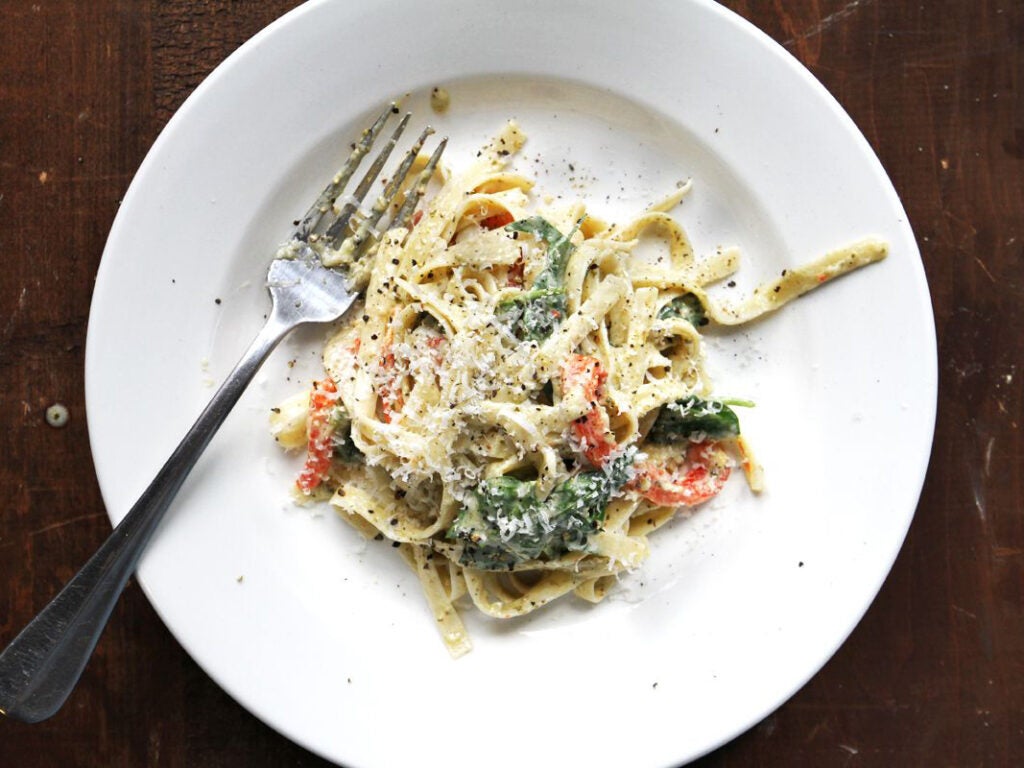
xmin=0 ymin=104 xmax=445 ymax=724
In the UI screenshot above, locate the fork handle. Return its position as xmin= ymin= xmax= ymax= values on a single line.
xmin=0 ymin=313 xmax=295 ymax=723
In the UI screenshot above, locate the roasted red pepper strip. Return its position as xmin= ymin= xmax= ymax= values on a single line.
xmin=480 ymin=210 xmax=514 ymax=230
xmin=377 ymin=333 xmax=404 ymax=424
xmin=562 ymin=356 xmax=733 ymax=507
xmin=378 ymin=362 xmax=403 ymax=423
xmin=561 ymin=354 xmax=617 ymax=467
xmin=629 ymin=441 xmax=732 ymax=507
xmin=507 ymin=256 xmax=525 ymax=288
xmin=296 ymin=378 xmax=339 ymax=494
xmin=426 ymin=333 xmax=447 ymax=367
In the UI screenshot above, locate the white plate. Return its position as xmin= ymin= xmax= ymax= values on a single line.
xmin=85 ymin=1 xmax=936 ymax=766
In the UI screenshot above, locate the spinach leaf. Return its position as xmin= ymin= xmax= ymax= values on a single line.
xmin=506 ymin=216 xmax=577 ymax=289
xmin=497 ymin=216 xmax=582 ymax=342
xmin=329 ymin=404 xmax=363 ymax=463
xmin=647 ymin=397 xmax=743 ymax=443
xmin=657 ymin=292 xmax=708 ymax=327
xmin=497 ymin=287 xmax=568 ymax=342
xmin=448 ymin=449 xmax=635 ymax=570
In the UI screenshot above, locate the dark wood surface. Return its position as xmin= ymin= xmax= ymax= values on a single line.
xmin=1 ymin=1 xmax=1020 ymax=765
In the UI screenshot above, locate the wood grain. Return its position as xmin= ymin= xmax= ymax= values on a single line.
xmin=0 ymin=1 xmax=1020 ymax=765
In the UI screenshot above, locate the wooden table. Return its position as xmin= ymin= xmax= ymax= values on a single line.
xmin=1 ymin=1 xmax=1020 ymax=765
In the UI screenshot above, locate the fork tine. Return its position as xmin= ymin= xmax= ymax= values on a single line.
xmin=327 ymin=125 xmax=433 ymax=251
xmin=392 ymin=137 xmax=447 ymax=229
xmin=322 ymin=112 xmax=411 ymax=244
xmin=344 ymin=124 xmax=432 ymax=243
xmin=293 ymin=102 xmax=398 ymax=241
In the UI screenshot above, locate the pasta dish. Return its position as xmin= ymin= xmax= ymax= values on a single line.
xmin=269 ymin=122 xmax=887 ymax=657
